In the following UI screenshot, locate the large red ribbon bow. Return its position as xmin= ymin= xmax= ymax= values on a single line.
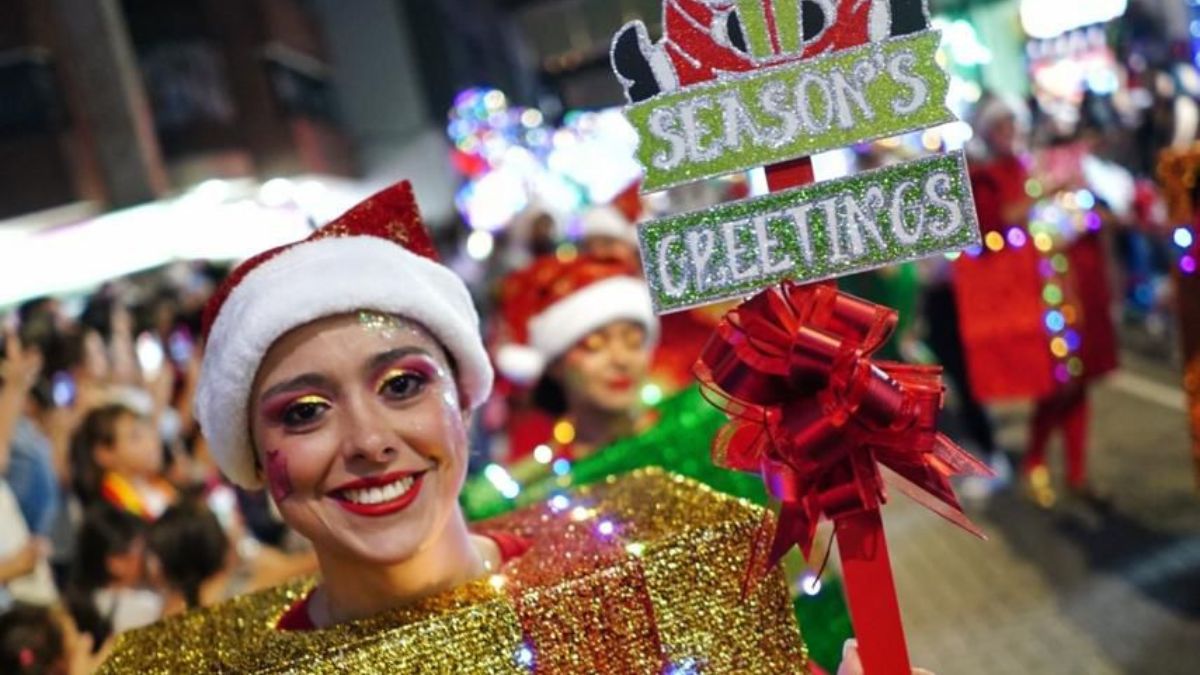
xmin=695 ymin=283 xmax=992 ymax=567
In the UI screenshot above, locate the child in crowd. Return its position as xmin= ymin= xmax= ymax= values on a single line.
xmin=0 ymin=603 xmax=111 ymax=675
xmin=146 ymin=500 xmax=230 ymax=617
xmin=65 ymin=504 xmax=161 ymax=646
xmin=69 ymin=405 xmax=175 ymax=519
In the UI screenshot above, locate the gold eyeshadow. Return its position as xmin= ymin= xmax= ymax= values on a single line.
xmin=291 ymin=394 xmax=329 ymax=407
xmin=377 ymin=368 xmax=414 ymax=391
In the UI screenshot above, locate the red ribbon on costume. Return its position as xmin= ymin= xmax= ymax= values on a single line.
xmin=695 ymin=282 xmax=992 ymax=568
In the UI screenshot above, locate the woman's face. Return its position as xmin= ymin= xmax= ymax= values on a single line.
xmin=99 ymin=414 xmax=161 ymax=477
xmin=249 ymin=313 xmax=469 ymax=566
xmin=556 ymin=321 xmax=649 ymax=414
xmin=581 ymin=236 xmax=640 ymax=269
xmin=986 ymin=114 xmax=1017 ymax=156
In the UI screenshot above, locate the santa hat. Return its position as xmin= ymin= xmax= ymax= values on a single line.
xmin=494 ymin=255 xmax=658 ymax=384
xmin=577 ymin=205 xmax=637 ymax=243
xmin=195 ymin=181 xmax=493 ymax=489
xmin=610 ymin=179 xmax=645 ymax=223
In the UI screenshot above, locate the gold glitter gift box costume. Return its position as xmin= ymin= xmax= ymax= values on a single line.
xmin=99 ymin=470 xmax=808 ymax=673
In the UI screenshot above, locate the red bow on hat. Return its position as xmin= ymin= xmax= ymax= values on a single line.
xmin=695 ymin=283 xmax=992 ymax=567
xmin=202 ymin=181 xmax=437 ymax=339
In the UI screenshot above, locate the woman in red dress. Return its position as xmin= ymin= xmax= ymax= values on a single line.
xmin=954 ymin=97 xmax=1118 ymax=507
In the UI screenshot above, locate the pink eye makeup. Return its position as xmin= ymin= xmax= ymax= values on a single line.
xmin=371 ymin=354 xmax=443 ymax=399
xmin=261 ymin=393 xmax=332 ymax=428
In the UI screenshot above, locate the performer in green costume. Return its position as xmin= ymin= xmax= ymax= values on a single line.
xmin=466 ymin=253 xmax=853 ymax=670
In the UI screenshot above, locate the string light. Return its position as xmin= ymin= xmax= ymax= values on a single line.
xmin=640 ymin=383 xmax=664 ymax=406
xmin=1050 ymin=338 xmax=1069 ymax=358
xmin=551 ymin=458 xmax=572 ymax=476
xmin=984 ymin=231 xmax=1005 ymax=252
xmin=553 ymin=420 xmax=576 ymax=445
xmin=548 ymin=494 xmax=570 ymax=513
xmin=555 ymin=242 xmax=578 ymax=262
xmin=515 ymin=645 xmax=535 ymax=669
xmin=1175 ymin=227 xmax=1195 ymax=249
xmin=597 ymin=520 xmax=615 ymax=536
xmin=1034 ymin=232 xmax=1054 ymax=252
xmin=1043 ymin=284 xmax=1063 ymax=305
xmin=1006 ymin=228 xmax=1028 ymax=248
xmin=533 ymin=444 xmax=554 ymax=464
xmin=1182 ymin=255 xmax=1198 ymax=275
xmin=1044 ymin=311 xmax=1066 ymax=332
xmin=1037 ymin=259 xmax=1055 ymax=278
xmin=484 ymin=464 xmax=521 ymax=499
xmin=466 ymin=230 xmax=494 ymax=260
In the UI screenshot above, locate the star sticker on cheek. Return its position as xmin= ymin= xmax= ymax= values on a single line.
xmin=266 ymin=449 xmax=295 ymax=503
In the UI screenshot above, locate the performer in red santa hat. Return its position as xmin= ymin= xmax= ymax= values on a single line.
xmin=494 ymin=255 xmax=660 ymax=462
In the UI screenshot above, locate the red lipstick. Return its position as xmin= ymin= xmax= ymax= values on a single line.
xmin=329 ymin=471 xmax=425 ymax=517
xmin=607 ymin=376 xmax=635 ymax=392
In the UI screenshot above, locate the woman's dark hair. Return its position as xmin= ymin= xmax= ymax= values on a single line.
xmin=70 ymin=404 xmax=138 ymax=504
xmin=0 ymin=604 xmax=64 ymax=675
xmin=147 ymin=501 xmax=228 ymax=609
xmin=532 ymin=373 xmax=568 ymax=418
xmin=65 ymin=503 xmax=145 ymax=648
xmin=79 ymin=294 xmax=115 ymax=342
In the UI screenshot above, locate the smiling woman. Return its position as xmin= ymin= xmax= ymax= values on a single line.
xmin=190 ymin=183 xmax=499 ymax=632
xmin=249 ymin=314 xmax=490 ymax=628
xmin=93 ymin=181 xmax=815 ymax=673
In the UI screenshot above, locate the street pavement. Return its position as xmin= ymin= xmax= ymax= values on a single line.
xmin=845 ymin=353 xmax=1200 ymax=674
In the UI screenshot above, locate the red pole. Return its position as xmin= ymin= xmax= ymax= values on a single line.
xmin=765 ymin=156 xmax=816 ymax=191
xmin=764 ymin=154 xmax=914 ymax=673
xmin=835 ymin=510 xmax=913 ymax=674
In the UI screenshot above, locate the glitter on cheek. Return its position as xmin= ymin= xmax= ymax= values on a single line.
xmin=265 ymin=449 xmax=295 ymax=503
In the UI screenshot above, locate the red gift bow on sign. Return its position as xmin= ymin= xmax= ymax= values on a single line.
xmin=695 ymin=283 xmax=992 ymax=567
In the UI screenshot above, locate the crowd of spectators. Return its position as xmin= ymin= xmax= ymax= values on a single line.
xmin=0 ymin=263 xmax=316 ymax=673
